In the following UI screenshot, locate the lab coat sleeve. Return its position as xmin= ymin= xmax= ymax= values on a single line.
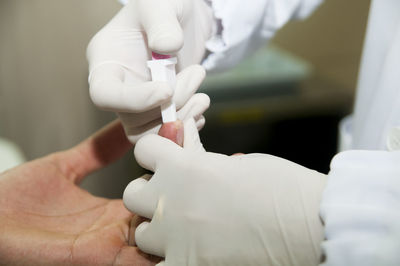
xmin=320 ymin=150 xmax=400 ymax=266
xmin=203 ymin=0 xmax=323 ymax=72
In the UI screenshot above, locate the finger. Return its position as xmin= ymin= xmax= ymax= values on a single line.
xmin=183 ymin=118 xmax=205 ymax=152
xmin=158 ymin=120 xmax=184 ymax=146
xmin=138 ymin=0 xmax=184 ymax=54
xmin=123 ymin=175 xmax=157 ymax=219
xmin=118 ymin=91 xmax=209 ymax=137
xmin=177 ymin=93 xmax=210 ymax=122
xmin=134 ymin=134 xmax=182 ymax=172
xmin=129 ymin=216 xmax=143 ymax=246
xmin=118 ymin=111 xmax=162 ymax=144
xmin=118 ymin=108 xmax=160 ymax=129
xmin=173 ymin=65 xmax=206 ymax=109
xmin=196 ymin=115 xmax=206 ymax=131
xmin=121 ymin=112 xmax=204 ymax=144
xmin=55 ymin=120 xmax=132 ymax=183
xmin=135 ymin=221 xmax=165 ymax=257
xmin=116 ymin=66 xmax=206 ymax=129
xmin=129 ymin=215 xmax=151 ymax=246
xmin=89 ymin=64 xmax=173 ymax=113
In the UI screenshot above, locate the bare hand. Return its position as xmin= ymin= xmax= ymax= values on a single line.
xmin=0 ymin=120 xmax=160 ymax=266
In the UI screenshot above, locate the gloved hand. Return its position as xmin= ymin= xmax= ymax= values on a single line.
xmin=123 ymin=119 xmax=327 ymax=266
xmin=87 ymin=0 xmax=214 ymax=143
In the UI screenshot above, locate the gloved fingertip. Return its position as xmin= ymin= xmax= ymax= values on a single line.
xmin=149 ymin=32 xmax=184 ymax=54
xmin=183 ymin=117 xmax=205 ymax=151
xmin=135 ymin=221 xmax=150 ymax=238
xmin=196 ymin=116 xmax=206 ymax=130
xmin=123 ymin=178 xmax=148 ymax=213
xmin=135 ymin=220 xmax=165 ymax=257
xmin=128 ymin=215 xmax=148 ymax=246
xmin=191 ymin=64 xmax=206 ymax=80
xmin=200 ymin=93 xmax=211 ymax=109
xmin=135 ymin=221 xmax=152 ymax=250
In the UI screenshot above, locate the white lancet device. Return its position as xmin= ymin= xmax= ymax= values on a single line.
xmin=147 ymin=52 xmax=178 ymax=123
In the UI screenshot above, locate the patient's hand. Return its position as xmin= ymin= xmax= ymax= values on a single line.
xmin=0 ymin=120 xmax=160 ymax=266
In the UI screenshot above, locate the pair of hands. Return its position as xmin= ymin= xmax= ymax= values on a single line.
xmin=124 ymin=118 xmax=327 ymax=266
xmin=87 ymin=3 xmax=327 ymax=261
xmin=0 ymin=117 xmax=326 ymax=266
xmin=0 ymin=0 xmax=211 ymax=264
xmin=0 ymin=1 xmax=326 ymax=264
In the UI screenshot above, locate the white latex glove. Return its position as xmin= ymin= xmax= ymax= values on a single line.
xmin=123 ymin=119 xmax=327 ymax=265
xmin=87 ymin=0 xmax=214 ymax=143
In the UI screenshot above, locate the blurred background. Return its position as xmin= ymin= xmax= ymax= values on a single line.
xmin=0 ymin=0 xmax=370 ymax=198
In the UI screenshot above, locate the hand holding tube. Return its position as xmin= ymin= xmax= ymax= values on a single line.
xmin=87 ymin=0 xmax=213 ymax=144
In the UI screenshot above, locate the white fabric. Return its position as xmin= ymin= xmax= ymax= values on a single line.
xmin=387 ymin=127 xmax=400 ymax=151
xmin=320 ymin=150 xmax=400 ymax=266
xmin=322 ymin=1 xmax=400 ymax=264
xmin=117 ymin=0 xmax=322 ymax=73
xmin=87 ymin=0 xmax=214 ymax=143
xmin=124 ymin=119 xmax=326 ymax=265
xmin=350 ymin=0 xmax=400 ymax=150
xmin=203 ymin=0 xmax=323 ymax=72
xmin=337 ymin=115 xmax=353 ymax=152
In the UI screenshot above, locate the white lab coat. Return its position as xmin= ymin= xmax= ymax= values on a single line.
xmin=346 ymin=0 xmax=400 ymax=150
xmin=320 ymin=0 xmax=400 ymax=265
xmin=203 ymin=0 xmax=400 ymax=265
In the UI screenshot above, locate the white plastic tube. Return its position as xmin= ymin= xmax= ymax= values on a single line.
xmin=147 ymin=53 xmax=178 ymax=123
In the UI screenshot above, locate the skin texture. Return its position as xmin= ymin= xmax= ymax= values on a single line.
xmin=157 ymin=120 xmax=184 ymax=147
xmin=0 ymin=120 xmax=161 ymax=266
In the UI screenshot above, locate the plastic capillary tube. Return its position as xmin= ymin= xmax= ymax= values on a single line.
xmin=147 ymin=52 xmax=178 ymax=123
